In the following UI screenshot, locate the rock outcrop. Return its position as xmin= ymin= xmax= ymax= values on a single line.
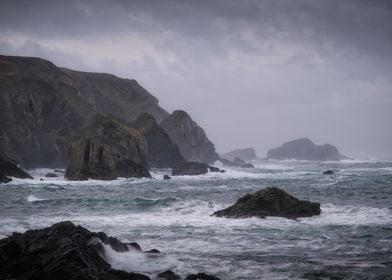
xmin=132 ymin=113 xmax=185 ymax=168
xmin=0 ymin=221 xmax=220 ymax=280
xmin=161 ymin=110 xmax=219 ymax=164
xmin=213 ymin=187 xmax=321 ymax=219
xmin=221 ymin=147 xmax=257 ymax=162
xmin=172 ymin=162 xmax=223 ymax=176
xmin=218 ymin=158 xmax=254 ymax=168
xmin=0 ymin=55 xmax=168 ymax=168
xmin=65 ymin=116 xmax=151 ymax=180
xmin=266 ymin=138 xmax=347 ymax=161
xmin=0 ymin=154 xmax=33 ymax=183
xmin=323 ymin=170 xmax=334 ymax=175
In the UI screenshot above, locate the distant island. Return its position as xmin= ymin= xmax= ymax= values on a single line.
xmin=266 ymin=138 xmax=348 ymax=161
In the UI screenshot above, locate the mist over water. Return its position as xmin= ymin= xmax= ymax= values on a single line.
xmin=1 ymin=159 xmax=392 ymax=279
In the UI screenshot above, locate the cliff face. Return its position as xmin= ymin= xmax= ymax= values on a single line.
xmin=221 ymin=148 xmax=258 ymax=162
xmin=0 ymin=55 xmax=168 ymax=168
xmin=160 ymin=110 xmax=219 ymax=164
xmin=133 ymin=113 xmax=185 ymax=168
xmin=65 ymin=116 xmax=150 ymax=180
xmin=266 ymin=138 xmax=346 ymax=161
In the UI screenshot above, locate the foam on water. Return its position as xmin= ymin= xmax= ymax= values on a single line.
xmin=26 ymin=194 xmax=45 ymax=202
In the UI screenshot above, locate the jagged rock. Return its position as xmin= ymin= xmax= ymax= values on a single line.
xmin=266 ymin=138 xmax=347 ymax=161
xmin=0 ymin=154 xmax=33 ymax=181
xmin=185 ymin=273 xmax=220 ymax=280
xmin=221 ymin=148 xmax=257 ymax=162
xmin=213 ymin=187 xmax=321 ymax=219
xmin=0 ymin=55 xmax=168 ymax=168
xmin=161 ymin=110 xmax=219 ymax=164
xmin=45 ymin=172 xmax=58 ymax=178
xmin=172 ymin=162 xmax=223 ymax=176
xmin=323 ymin=170 xmax=334 ymax=175
xmin=0 ymin=221 xmax=151 ymax=280
xmin=65 ymin=116 xmax=151 ymax=180
xmin=163 ymin=175 xmax=171 ymax=180
xmin=133 ymin=113 xmax=185 ymax=168
xmin=157 ymin=270 xmax=181 ymax=280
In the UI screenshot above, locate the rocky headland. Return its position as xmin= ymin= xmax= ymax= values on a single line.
xmin=213 ymin=187 xmax=321 ymax=219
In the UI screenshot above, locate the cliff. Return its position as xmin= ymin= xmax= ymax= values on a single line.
xmin=0 ymin=55 xmax=168 ymax=168
xmin=160 ymin=110 xmax=219 ymax=164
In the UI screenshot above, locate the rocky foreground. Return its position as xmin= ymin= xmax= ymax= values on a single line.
xmin=213 ymin=187 xmax=321 ymax=219
xmin=0 ymin=221 xmax=220 ymax=280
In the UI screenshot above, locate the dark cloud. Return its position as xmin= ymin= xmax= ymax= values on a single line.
xmin=1 ymin=0 xmax=391 ymax=157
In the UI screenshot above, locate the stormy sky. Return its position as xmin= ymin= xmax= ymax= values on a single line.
xmin=1 ymin=0 xmax=391 ymax=158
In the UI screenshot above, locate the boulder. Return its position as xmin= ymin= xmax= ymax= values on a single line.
xmin=0 ymin=154 xmax=33 ymax=181
xmin=0 ymin=221 xmax=150 ymax=280
xmin=221 ymin=147 xmax=257 ymax=162
xmin=213 ymin=187 xmax=321 ymax=219
xmin=157 ymin=270 xmax=181 ymax=280
xmin=266 ymin=138 xmax=347 ymax=161
xmin=133 ymin=113 xmax=185 ymax=168
xmin=163 ymin=175 xmax=171 ymax=180
xmin=185 ymin=273 xmax=221 ymax=280
xmin=65 ymin=116 xmax=151 ymax=180
xmin=323 ymin=170 xmax=334 ymax=175
xmin=172 ymin=162 xmax=223 ymax=176
xmin=45 ymin=172 xmax=58 ymax=178
xmin=161 ymin=110 xmax=219 ymax=164
xmin=0 ymin=55 xmax=168 ymax=168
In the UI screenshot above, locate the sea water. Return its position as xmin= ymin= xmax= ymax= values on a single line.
xmin=1 ymin=159 xmax=392 ymax=279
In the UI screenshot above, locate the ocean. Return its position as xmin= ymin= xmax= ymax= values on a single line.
xmin=1 ymin=159 xmax=392 ymax=279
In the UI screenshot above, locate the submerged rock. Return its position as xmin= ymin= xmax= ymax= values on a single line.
xmin=172 ymin=162 xmax=223 ymax=176
xmin=0 ymin=221 xmax=150 ymax=280
xmin=266 ymin=138 xmax=347 ymax=161
xmin=185 ymin=273 xmax=221 ymax=280
xmin=65 ymin=116 xmax=151 ymax=180
xmin=133 ymin=113 xmax=185 ymax=168
xmin=323 ymin=170 xmax=334 ymax=175
xmin=45 ymin=172 xmax=58 ymax=178
xmin=161 ymin=110 xmax=219 ymax=164
xmin=213 ymin=187 xmax=321 ymax=219
xmin=163 ymin=175 xmax=171 ymax=180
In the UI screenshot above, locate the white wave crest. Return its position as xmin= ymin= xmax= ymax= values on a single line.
xmin=26 ymin=195 xmax=45 ymax=202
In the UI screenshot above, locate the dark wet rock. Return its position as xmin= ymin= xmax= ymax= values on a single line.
xmin=65 ymin=116 xmax=151 ymax=180
xmin=213 ymin=187 xmax=321 ymax=219
xmin=45 ymin=172 xmax=58 ymax=178
xmin=185 ymin=273 xmax=220 ymax=280
xmin=163 ymin=175 xmax=171 ymax=180
xmin=0 ymin=221 xmax=151 ymax=280
xmin=0 ymin=55 xmax=168 ymax=168
xmin=0 ymin=174 xmax=12 ymax=184
xmin=172 ymin=162 xmax=223 ymax=176
xmin=266 ymin=138 xmax=347 ymax=161
xmin=157 ymin=270 xmax=181 ymax=280
xmin=161 ymin=110 xmax=219 ymax=164
xmin=54 ymin=169 xmax=65 ymax=173
xmin=133 ymin=113 xmax=185 ymax=168
xmin=144 ymin=249 xmax=161 ymax=254
xmin=127 ymin=242 xmax=142 ymax=251
xmin=40 ymin=178 xmax=44 ymax=181
xmin=323 ymin=170 xmax=334 ymax=175
xmin=0 ymin=154 xmax=33 ymax=180
xmin=221 ymin=147 xmax=258 ymax=162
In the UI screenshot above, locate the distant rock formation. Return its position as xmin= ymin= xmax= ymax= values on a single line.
xmin=213 ymin=187 xmax=321 ymax=219
xmin=0 ymin=55 xmax=168 ymax=168
xmin=221 ymin=148 xmax=257 ymax=162
xmin=161 ymin=110 xmax=219 ymax=164
xmin=218 ymin=158 xmax=254 ymax=168
xmin=0 ymin=221 xmax=220 ymax=280
xmin=266 ymin=138 xmax=347 ymax=161
xmin=0 ymin=154 xmax=33 ymax=184
xmin=65 ymin=116 xmax=151 ymax=180
xmin=172 ymin=161 xmax=223 ymax=176
xmin=132 ymin=113 xmax=185 ymax=168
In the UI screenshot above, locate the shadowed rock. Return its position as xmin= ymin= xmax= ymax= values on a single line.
xmin=161 ymin=110 xmax=219 ymax=164
xmin=45 ymin=172 xmax=58 ymax=178
xmin=267 ymin=138 xmax=347 ymax=161
xmin=213 ymin=187 xmax=321 ymax=219
xmin=157 ymin=270 xmax=181 ymax=280
xmin=0 ymin=221 xmax=150 ymax=280
xmin=323 ymin=170 xmax=334 ymax=175
xmin=133 ymin=113 xmax=185 ymax=168
xmin=185 ymin=273 xmax=221 ymax=280
xmin=163 ymin=175 xmax=171 ymax=180
xmin=172 ymin=162 xmax=223 ymax=176
xmin=65 ymin=116 xmax=151 ymax=180
xmin=0 ymin=154 xmax=33 ymax=183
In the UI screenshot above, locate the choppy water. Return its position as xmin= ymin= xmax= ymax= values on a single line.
xmin=1 ymin=159 xmax=392 ymax=279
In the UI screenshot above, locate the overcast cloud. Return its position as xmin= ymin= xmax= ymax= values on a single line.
xmin=1 ymin=0 xmax=391 ymax=158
